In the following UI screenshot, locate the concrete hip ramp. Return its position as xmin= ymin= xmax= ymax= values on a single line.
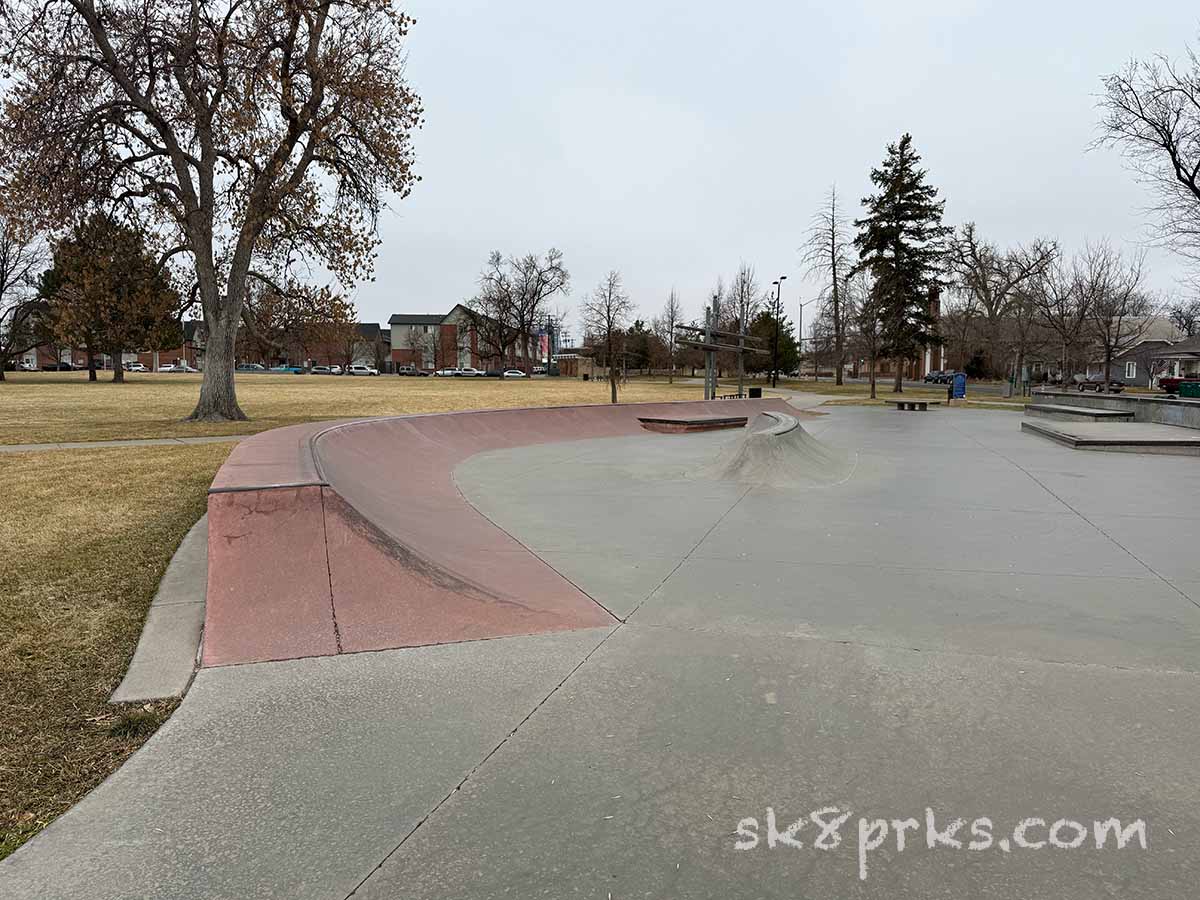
xmin=202 ymin=398 xmax=794 ymax=666
xmin=699 ymin=410 xmax=854 ymax=486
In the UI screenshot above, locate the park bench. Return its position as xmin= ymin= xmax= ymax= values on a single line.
xmin=883 ymin=398 xmax=941 ymax=412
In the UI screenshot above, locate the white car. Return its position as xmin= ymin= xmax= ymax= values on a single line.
xmin=18 ymin=361 xmax=37 ymax=371
xmin=160 ymin=363 xmax=198 ymax=373
xmin=458 ymin=367 xmax=484 ymax=377
xmin=434 ymin=368 xmax=461 ymax=377
xmin=502 ymin=369 xmax=528 ymax=378
xmin=123 ymin=361 xmax=149 ymax=373
xmin=347 ymin=364 xmax=379 ymax=376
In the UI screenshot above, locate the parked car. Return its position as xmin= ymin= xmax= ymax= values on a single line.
xmin=923 ymin=370 xmax=944 ymax=383
xmin=311 ymin=365 xmax=333 ymax=375
xmin=458 ymin=366 xmax=484 ymax=377
xmin=502 ymin=369 xmax=528 ymax=378
xmin=396 ymin=364 xmax=418 ymax=376
xmin=18 ymin=361 xmax=38 ymax=371
xmin=159 ymin=363 xmax=198 ymax=373
xmin=484 ymin=369 xmax=504 ymax=377
xmin=1071 ymin=373 xmax=1125 ymax=393
xmin=1159 ymin=375 xmax=1200 ymax=395
xmin=236 ymin=363 xmax=267 ymax=372
xmin=347 ymin=364 xmax=379 ymax=376
xmin=269 ymin=364 xmax=305 ymax=374
xmin=532 ymin=366 xmax=547 ymax=375
xmin=42 ymin=361 xmax=79 ymax=371
xmin=434 ymin=367 xmax=461 ymax=377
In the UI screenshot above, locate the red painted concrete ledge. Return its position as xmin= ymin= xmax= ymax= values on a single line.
xmin=202 ymin=398 xmax=792 ymax=666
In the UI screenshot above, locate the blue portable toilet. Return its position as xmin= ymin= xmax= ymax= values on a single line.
xmin=952 ymin=372 xmax=967 ymax=399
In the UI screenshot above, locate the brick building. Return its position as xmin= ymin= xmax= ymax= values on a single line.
xmin=24 ymin=320 xmax=204 ymax=371
xmin=388 ymin=304 xmax=540 ymax=372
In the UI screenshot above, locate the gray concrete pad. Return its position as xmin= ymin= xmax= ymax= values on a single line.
xmin=353 ymin=625 xmax=1200 ymax=899
xmin=1083 ymin=514 xmax=1200 ymax=584
xmin=636 ymin=557 xmax=1200 ymax=671
xmin=111 ymin=515 xmax=209 ymax=702
xmin=534 ymin=550 xmax=682 ymax=618
xmin=0 ymin=627 xmax=612 ymax=900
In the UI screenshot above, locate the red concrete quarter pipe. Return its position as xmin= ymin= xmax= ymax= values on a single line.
xmin=202 ymin=399 xmax=792 ymax=666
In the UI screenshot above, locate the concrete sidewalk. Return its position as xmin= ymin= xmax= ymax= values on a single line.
xmin=0 ymin=434 xmax=253 ymax=453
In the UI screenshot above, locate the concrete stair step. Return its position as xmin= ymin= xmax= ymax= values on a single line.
xmin=1024 ymin=403 xmax=1134 ymax=422
xmin=1021 ymin=419 xmax=1200 ymax=455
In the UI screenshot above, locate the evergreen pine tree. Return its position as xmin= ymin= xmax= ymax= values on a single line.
xmin=853 ymin=134 xmax=950 ymax=391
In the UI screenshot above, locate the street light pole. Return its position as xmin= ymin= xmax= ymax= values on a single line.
xmin=797 ymin=296 xmax=820 ymax=380
xmin=770 ymin=275 xmax=787 ymax=388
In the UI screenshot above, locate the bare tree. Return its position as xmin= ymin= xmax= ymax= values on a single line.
xmin=727 ymin=263 xmax=761 ymax=394
xmin=469 ymin=249 xmax=569 ymax=367
xmin=847 ymin=271 xmax=883 ymax=399
xmin=241 ymin=282 xmax=353 ymax=367
xmin=0 ymin=220 xmax=47 ymax=381
xmin=0 ymin=1 xmax=422 ymax=420
xmin=1078 ymin=243 xmax=1156 ymax=391
xmin=949 ymin=223 xmax=1058 ymax=375
xmin=1168 ymin=296 xmax=1200 ymax=337
xmin=1032 ymin=256 xmax=1092 ymax=381
xmin=651 ymin=288 xmax=683 ymax=382
xmin=1005 ymin=283 xmax=1052 ymax=393
xmin=939 ymin=292 xmax=980 ymax=373
xmin=581 ymin=271 xmax=634 ymax=404
xmin=802 ymin=186 xmax=852 ymax=384
xmin=1098 ymin=48 xmax=1200 ymax=265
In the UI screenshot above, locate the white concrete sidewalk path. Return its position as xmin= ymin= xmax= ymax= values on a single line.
xmin=0 ymin=434 xmax=253 ymax=453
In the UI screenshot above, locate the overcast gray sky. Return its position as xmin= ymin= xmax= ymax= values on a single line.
xmin=360 ymin=0 xmax=1198 ymax=338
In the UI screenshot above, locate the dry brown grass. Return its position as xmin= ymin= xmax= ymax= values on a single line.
xmin=0 ymin=443 xmax=233 ymax=860
xmin=0 ymin=372 xmax=709 ymax=445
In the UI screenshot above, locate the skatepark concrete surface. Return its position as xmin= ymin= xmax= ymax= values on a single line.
xmin=4 ymin=401 xmax=1200 ymax=898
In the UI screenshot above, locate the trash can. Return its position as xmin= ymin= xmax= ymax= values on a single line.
xmin=748 ymin=387 xmax=762 ymax=399
xmin=1180 ymin=381 xmax=1200 ymax=398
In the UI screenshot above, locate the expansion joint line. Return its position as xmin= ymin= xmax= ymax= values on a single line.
xmin=318 ymin=488 xmax=345 ymax=653
xmin=342 ymin=625 xmax=623 ymax=899
xmin=626 ymin=483 xmax=755 ymax=622
xmin=946 ymin=420 xmax=1200 ymax=613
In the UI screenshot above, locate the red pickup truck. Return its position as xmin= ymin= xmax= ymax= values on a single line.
xmin=1160 ymin=375 xmax=1200 ymax=394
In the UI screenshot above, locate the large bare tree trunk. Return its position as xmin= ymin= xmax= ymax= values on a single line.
xmin=190 ymin=312 xmax=247 ymax=421
xmin=111 ymin=349 xmax=124 ymax=383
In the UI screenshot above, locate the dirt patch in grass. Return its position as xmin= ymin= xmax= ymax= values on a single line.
xmin=0 ymin=373 xmax=709 ymax=445
xmin=0 ymin=443 xmax=232 ymax=860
